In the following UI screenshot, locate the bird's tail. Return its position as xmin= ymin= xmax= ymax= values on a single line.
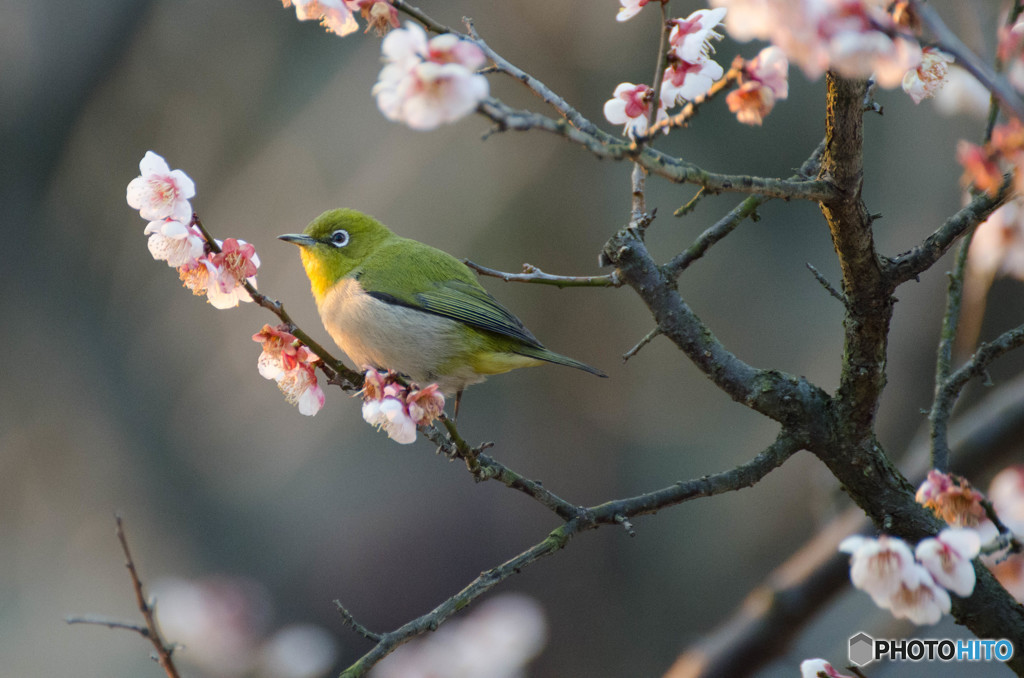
xmin=516 ymin=345 xmax=608 ymax=378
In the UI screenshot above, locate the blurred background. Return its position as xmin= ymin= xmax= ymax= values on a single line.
xmin=3 ymin=0 xmax=1023 ymax=676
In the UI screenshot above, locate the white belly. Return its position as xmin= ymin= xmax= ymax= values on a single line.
xmin=316 ymin=278 xmax=487 ymax=394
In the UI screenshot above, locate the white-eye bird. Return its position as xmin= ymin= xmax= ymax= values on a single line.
xmin=279 ymin=209 xmax=606 ymax=411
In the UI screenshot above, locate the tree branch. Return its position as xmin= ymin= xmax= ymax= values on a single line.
xmin=886 ymin=183 xmax=1011 ymax=286
xmin=476 ymin=98 xmax=836 ymax=202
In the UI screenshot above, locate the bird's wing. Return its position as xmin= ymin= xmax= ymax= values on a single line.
xmin=356 ymin=239 xmax=542 ymax=347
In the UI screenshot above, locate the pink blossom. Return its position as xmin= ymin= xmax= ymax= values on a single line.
xmin=281 ymin=0 xmax=359 ymax=37
xmin=253 ymin=325 xmax=324 ymax=416
xmin=661 ymin=56 xmax=725 ymax=105
xmin=373 ymin=22 xmax=489 ymax=131
xmin=616 ymin=0 xmax=658 ymax=23
xmin=933 ymin=66 xmax=991 ymax=119
xmin=144 ymin=219 xmax=206 ymax=268
xmin=126 ymin=151 xmax=195 ymax=222
xmin=800 ymin=659 xmax=854 ymax=678
xmin=969 ymin=200 xmax=1024 ymax=283
xmin=989 ymin=466 xmax=1024 ymax=539
xmin=839 ymin=534 xmax=916 ymax=604
xmin=709 ymin=0 xmax=921 ymax=87
xmin=902 ymin=47 xmax=953 ymax=104
xmin=916 ymin=470 xmax=999 ymax=544
xmin=359 ymin=369 xmax=444 ymax=444
xmin=887 ymin=562 xmax=951 ymax=625
xmin=353 ymin=0 xmax=398 ymax=36
xmin=603 ymin=82 xmax=668 ymax=138
xmin=745 ymin=46 xmax=789 ymax=100
xmin=726 ymin=81 xmax=775 ymax=126
xmin=915 ymin=528 xmax=981 ymax=597
xmin=667 ymin=8 xmax=728 ymax=63
xmin=204 ymin=238 xmax=260 ymax=309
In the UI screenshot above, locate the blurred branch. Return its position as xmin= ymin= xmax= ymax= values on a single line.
xmin=463 ymin=260 xmax=621 ymax=287
xmin=68 ymin=516 xmax=182 ymax=678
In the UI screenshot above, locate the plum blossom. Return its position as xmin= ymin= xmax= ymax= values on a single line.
xmin=916 ymin=470 xmax=999 ymax=544
xmin=204 ymin=238 xmax=260 ymax=309
xmin=799 ymin=659 xmax=854 ymax=678
xmin=281 ymin=0 xmax=359 ymax=37
xmin=144 ymin=218 xmax=206 ymax=268
xmin=126 ymin=151 xmax=195 ymax=222
xmin=604 ymin=82 xmax=668 ymax=138
xmin=902 ymin=47 xmax=953 ymax=104
xmin=253 ymin=325 xmax=325 ymax=416
xmin=726 ymin=46 xmax=789 ymax=125
xmin=353 ymin=0 xmax=398 ymax=35
xmin=373 ymin=22 xmax=489 ymax=131
xmin=915 ymin=528 xmax=981 ymax=597
xmin=968 ymin=200 xmax=1024 ymax=283
xmin=259 ymin=625 xmax=339 ymax=678
xmin=709 ymin=0 xmax=921 ymax=87
xmin=887 ymin=561 xmax=951 ymax=625
xmin=839 ymin=534 xmax=916 ymax=605
xmin=933 ymin=66 xmax=991 ymax=118
xmin=360 ymin=369 xmax=444 ymax=444
xmin=989 ymin=466 xmax=1024 ymax=538
xmin=616 ymin=0 xmax=662 ymax=22
xmin=661 ymin=57 xmax=725 ymax=106
xmin=667 ymin=8 xmax=728 ymax=63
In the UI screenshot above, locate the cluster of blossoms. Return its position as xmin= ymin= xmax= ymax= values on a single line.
xmin=127 ymin=151 xmax=260 ymax=309
xmin=959 ymin=118 xmax=1024 ymax=199
xmin=710 ymin=0 xmax=923 ymax=88
xmin=154 ymin=575 xmax=338 ymax=678
xmin=373 ymin=22 xmax=489 ymax=131
xmin=360 ymin=369 xmax=445 ymax=444
xmin=253 ymin=324 xmax=326 ymax=416
xmin=838 ymin=468 xmax=1024 ymax=625
xmin=608 ymin=8 xmax=750 ymax=135
xmin=281 ymin=0 xmax=398 ymax=37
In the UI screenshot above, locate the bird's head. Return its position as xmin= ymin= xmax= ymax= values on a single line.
xmin=279 ymin=208 xmax=395 ymax=300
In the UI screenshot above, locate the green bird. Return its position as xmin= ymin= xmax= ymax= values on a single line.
xmin=279 ymin=208 xmax=606 ymax=412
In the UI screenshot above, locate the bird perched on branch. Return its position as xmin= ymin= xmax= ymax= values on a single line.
xmin=280 ymin=208 xmax=606 ymax=413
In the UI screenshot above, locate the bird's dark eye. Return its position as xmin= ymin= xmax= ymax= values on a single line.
xmin=328 ymin=229 xmax=350 ymax=248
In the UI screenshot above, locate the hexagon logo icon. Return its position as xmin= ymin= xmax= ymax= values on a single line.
xmin=848 ymin=632 xmax=875 ymax=667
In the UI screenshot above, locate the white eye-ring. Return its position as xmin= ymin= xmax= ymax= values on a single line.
xmin=328 ymin=229 xmax=350 ymax=248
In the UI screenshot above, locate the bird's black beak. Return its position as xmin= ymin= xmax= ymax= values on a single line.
xmin=278 ymin=233 xmax=317 ymax=247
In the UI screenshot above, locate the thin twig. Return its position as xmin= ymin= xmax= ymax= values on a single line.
xmin=622 ymin=326 xmax=662 ymax=362
xmin=338 ymin=433 xmax=804 ymax=676
xmin=928 ymin=227 xmax=975 ymax=472
xmin=663 ymin=138 xmax=826 ymax=279
xmin=334 ymin=601 xmax=383 ymax=642
xmin=463 ymin=260 xmax=620 ymax=288
xmin=806 ymin=263 xmax=847 ymax=304
xmin=66 ymin=616 xmax=152 ymax=636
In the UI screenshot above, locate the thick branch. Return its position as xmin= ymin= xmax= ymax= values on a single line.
xmin=601 ymin=224 xmax=831 ymax=432
xmin=818 ymin=74 xmax=892 ymax=437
